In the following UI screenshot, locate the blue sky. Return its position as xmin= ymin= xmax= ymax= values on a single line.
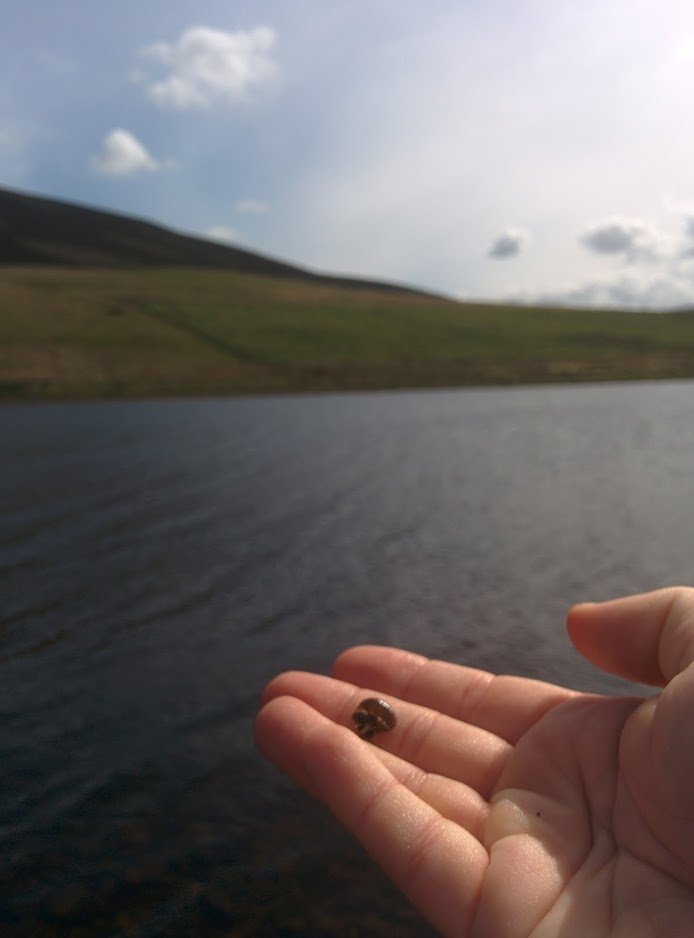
xmin=2 ymin=0 xmax=694 ymax=307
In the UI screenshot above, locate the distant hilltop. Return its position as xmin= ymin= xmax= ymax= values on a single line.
xmin=0 ymin=185 xmax=432 ymax=298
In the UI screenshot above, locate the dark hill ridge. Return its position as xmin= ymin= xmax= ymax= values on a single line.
xmin=0 ymin=186 xmax=431 ymax=297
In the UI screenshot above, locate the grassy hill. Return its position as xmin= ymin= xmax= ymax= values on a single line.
xmin=2 ymin=187 xmax=694 ymax=401
xmin=3 ymin=266 xmax=694 ymax=401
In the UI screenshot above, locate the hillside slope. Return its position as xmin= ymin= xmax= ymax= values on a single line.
xmin=0 ymin=186 xmax=425 ymax=296
xmin=3 ymin=265 xmax=694 ymax=401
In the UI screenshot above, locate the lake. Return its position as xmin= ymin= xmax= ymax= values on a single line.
xmin=2 ymin=381 xmax=694 ymax=936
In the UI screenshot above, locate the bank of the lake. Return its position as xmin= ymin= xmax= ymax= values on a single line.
xmin=3 ymin=266 xmax=694 ymax=401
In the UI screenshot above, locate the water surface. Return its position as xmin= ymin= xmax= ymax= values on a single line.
xmin=2 ymin=382 xmax=694 ymax=935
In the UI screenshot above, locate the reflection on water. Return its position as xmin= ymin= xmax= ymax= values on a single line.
xmin=2 ymin=382 xmax=694 ymax=935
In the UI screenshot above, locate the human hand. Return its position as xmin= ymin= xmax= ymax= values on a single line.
xmin=254 ymin=588 xmax=694 ymax=936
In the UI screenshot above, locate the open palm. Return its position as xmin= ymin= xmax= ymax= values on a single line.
xmin=255 ymin=588 xmax=694 ymax=936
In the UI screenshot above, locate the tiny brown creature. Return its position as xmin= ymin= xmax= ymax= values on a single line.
xmin=352 ymin=697 xmax=397 ymax=740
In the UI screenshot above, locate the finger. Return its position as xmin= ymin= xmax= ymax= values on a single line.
xmin=371 ymin=748 xmax=489 ymax=840
xmin=261 ymin=670 xmax=510 ymax=798
xmin=567 ymin=586 xmax=694 ymax=686
xmin=255 ymin=695 xmax=488 ymax=936
xmin=333 ymin=646 xmax=576 ymax=744
xmin=255 ymin=690 xmax=488 ymax=837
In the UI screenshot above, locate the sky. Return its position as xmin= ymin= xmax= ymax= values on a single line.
xmin=2 ymin=0 xmax=694 ymax=308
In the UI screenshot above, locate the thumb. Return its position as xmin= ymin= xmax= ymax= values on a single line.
xmin=567 ymin=587 xmax=694 ymax=686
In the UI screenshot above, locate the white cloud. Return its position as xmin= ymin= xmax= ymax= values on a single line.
xmin=139 ymin=26 xmax=277 ymax=109
xmin=502 ymin=208 xmax=694 ymax=310
xmin=90 ymin=129 xmax=159 ymax=176
xmin=235 ymin=198 xmax=269 ymax=214
xmin=488 ymin=228 xmax=530 ymax=259
xmin=579 ymin=217 xmax=667 ymax=262
xmin=663 ymin=207 xmax=694 ymax=256
xmin=205 ymin=225 xmax=242 ymax=244
xmin=510 ymin=258 xmax=694 ymax=311
xmin=683 ymin=215 xmax=694 ymax=251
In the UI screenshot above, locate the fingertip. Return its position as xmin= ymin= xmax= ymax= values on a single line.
xmin=565 ymin=592 xmax=673 ymax=686
xmin=566 ymin=597 xmax=635 ymax=641
xmin=259 ymin=670 xmax=306 ymax=707
xmin=254 ymin=694 xmax=333 ymax=796
xmin=566 ymin=601 xmax=598 ymax=640
xmin=565 ymin=602 xmax=591 ymax=649
xmin=568 ymin=601 xmax=598 ymax=614
xmin=333 ymin=644 xmax=390 ymax=671
xmin=330 ymin=645 xmax=378 ymax=680
xmin=332 ymin=645 xmax=426 ymax=686
xmin=567 ymin=599 xmax=607 ymax=623
xmin=253 ymin=694 xmax=297 ymax=756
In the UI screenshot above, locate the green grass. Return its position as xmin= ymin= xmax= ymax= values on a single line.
xmin=2 ymin=265 xmax=694 ymax=401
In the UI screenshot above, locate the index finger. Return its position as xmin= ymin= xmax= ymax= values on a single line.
xmin=333 ymin=646 xmax=576 ymax=744
xmin=255 ymin=695 xmax=488 ymax=936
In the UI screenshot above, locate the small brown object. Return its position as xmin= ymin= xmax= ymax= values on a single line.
xmin=352 ymin=697 xmax=397 ymax=740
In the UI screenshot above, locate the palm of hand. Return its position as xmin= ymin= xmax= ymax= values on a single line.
xmin=477 ymin=685 xmax=694 ymax=936
xmin=255 ymin=592 xmax=694 ymax=937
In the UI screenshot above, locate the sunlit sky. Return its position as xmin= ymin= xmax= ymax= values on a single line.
xmin=3 ymin=0 xmax=694 ymax=307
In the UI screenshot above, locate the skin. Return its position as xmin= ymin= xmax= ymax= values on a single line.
xmin=254 ymin=587 xmax=694 ymax=937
